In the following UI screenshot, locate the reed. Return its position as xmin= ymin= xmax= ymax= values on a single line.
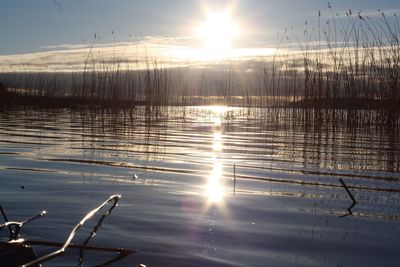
xmin=270 ymin=5 xmax=400 ymax=110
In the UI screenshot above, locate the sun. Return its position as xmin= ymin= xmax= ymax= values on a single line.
xmin=196 ymin=11 xmax=239 ymax=51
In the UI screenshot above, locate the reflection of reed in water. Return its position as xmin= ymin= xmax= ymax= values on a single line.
xmin=68 ymin=107 xmax=400 ymax=176
xmin=257 ymin=108 xmax=400 ymax=173
xmin=230 ymin=108 xmax=399 ymax=220
xmin=9 ymin=106 xmax=399 ymax=176
xmin=71 ymin=107 xmax=170 ymax=164
xmin=4 ymin=106 xmax=399 ymax=219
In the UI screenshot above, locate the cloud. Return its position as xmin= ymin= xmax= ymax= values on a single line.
xmin=52 ymin=0 xmax=63 ymax=13
xmin=40 ymin=43 xmax=89 ymax=50
xmin=1 ymin=36 xmax=278 ymax=72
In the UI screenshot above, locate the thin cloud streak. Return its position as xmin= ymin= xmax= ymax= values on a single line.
xmin=52 ymin=0 xmax=63 ymax=14
xmin=1 ymin=36 xmax=278 ymax=72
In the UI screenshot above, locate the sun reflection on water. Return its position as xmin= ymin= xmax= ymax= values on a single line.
xmin=206 ymin=161 xmax=224 ymax=202
xmin=204 ymin=106 xmax=228 ymax=204
xmin=213 ymin=116 xmax=222 ymax=127
xmin=212 ymin=131 xmax=222 ymax=151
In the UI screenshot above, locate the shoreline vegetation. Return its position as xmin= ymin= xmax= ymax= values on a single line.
xmin=1 ymin=6 xmax=400 ymax=111
xmin=1 ymin=89 xmax=400 ymax=111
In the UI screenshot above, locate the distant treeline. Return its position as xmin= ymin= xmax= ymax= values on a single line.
xmin=1 ymin=7 xmax=400 ymax=110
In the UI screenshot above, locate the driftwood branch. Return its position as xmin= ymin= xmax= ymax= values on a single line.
xmin=233 ymin=164 xmax=237 ymax=196
xmin=339 ymin=178 xmax=357 ymax=218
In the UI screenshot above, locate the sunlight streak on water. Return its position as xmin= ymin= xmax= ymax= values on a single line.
xmin=198 ymin=105 xmax=232 ymax=114
xmin=205 ymin=160 xmax=224 ymax=203
xmin=212 ymin=131 xmax=222 ymax=152
xmin=205 ymin=106 xmax=227 ymax=204
xmin=212 ymin=116 xmax=222 ymax=127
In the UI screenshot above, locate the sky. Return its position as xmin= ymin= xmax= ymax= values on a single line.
xmin=1 ymin=0 xmax=400 ymax=70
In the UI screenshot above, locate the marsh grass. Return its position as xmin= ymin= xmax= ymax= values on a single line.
xmin=272 ymin=6 xmax=400 ymax=109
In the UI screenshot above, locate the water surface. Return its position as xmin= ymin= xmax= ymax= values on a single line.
xmin=0 ymin=106 xmax=399 ymax=266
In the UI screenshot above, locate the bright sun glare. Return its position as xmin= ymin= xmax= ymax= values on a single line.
xmin=206 ymin=160 xmax=224 ymax=202
xmin=203 ymin=106 xmax=231 ymax=204
xmin=196 ymin=11 xmax=239 ymax=51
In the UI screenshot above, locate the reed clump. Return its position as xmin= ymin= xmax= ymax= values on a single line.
xmin=269 ymin=5 xmax=400 ymax=110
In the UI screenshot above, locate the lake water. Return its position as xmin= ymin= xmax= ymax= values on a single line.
xmin=0 ymin=106 xmax=399 ymax=267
